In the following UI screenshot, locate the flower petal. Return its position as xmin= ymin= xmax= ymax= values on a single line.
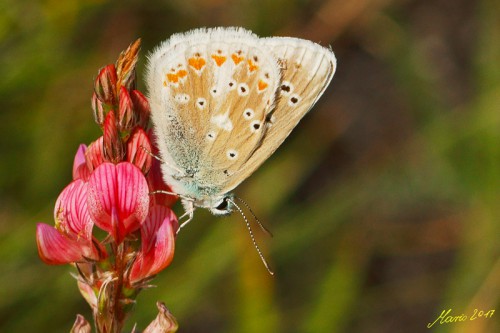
xmin=86 ymin=136 xmax=105 ymax=172
xmin=73 ymin=144 xmax=91 ymax=180
xmin=54 ymin=179 xmax=92 ymax=240
xmin=36 ymin=223 xmax=90 ymax=264
xmin=70 ymin=314 xmax=92 ymax=333
xmin=129 ymin=205 xmax=176 ymax=283
xmin=87 ymin=162 xmax=149 ymax=243
xmin=77 ymin=281 xmax=98 ymax=311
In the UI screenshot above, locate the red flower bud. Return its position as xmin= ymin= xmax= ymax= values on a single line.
xmin=103 ymin=111 xmax=125 ymax=163
xmin=118 ymin=86 xmax=136 ymax=131
xmin=130 ymin=90 xmax=151 ymax=128
xmin=94 ymin=64 xmax=118 ymax=105
xmin=127 ymin=128 xmax=152 ymax=174
xmin=91 ymin=92 xmax=105 ymax=126
xmin=116 ymin=39 xmax=141 ymax=91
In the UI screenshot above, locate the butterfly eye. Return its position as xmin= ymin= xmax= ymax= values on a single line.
xmin=214 ymin=198 xmax=230 ymax=212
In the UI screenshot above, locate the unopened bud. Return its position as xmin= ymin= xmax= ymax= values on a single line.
xmin=116 ymin=39 xmax=141 ymax=91
xmin=94 ymin=64 xmax=118 ymax=105
xmin=143 ymin=302 xmax=178 ymax=333
xmin=127 ymin=128 xmax=152 ymax=174
xmin=103 ymin=111 xmax=125 ymax=163
xmin=70 ymin=314 xmax=92 ymax=333
xmin=118 ymin=86 xmax=137 ymax=132
xmin=91 ymin=92 xmax=105 ymax=126
xmin=130 ymin=90 xmax=151 ymax=128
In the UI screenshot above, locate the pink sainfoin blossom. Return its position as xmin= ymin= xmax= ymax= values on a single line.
xmin=36 ymin=179 xmax=105 ymax=264
xmin=87 ymin=162 xmax=150 ymax=244
xmin=36 ymin=40 xmax=179 ymax=333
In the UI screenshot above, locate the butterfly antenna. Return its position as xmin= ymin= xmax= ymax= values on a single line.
xmin=228 ymin=198 xmax=274 ymax=276
xmin=235 ymin=196 xmax=273 ymax=237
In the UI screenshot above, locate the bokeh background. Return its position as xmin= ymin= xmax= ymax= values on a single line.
xmin=1 ymin=0 xmax=499 ymax=332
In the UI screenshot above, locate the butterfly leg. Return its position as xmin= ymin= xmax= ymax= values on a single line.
xmin=177 ymin=199 xmax=195 ymax=234
xmin=140 ymin=145 xmax=186 ymax=175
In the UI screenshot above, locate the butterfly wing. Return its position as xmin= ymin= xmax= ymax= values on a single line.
xmin=222 ymin=36 xmax=337 ymax=192
xmin=146 ymin=28 xmax=281 ymax=200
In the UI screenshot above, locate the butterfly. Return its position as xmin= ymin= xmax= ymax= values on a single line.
xmin=146 ymin=27 xmax=336 ymax=242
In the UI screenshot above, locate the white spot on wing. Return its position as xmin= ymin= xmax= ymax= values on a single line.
xmin=211 ymin=112 xmax=233 ymax=131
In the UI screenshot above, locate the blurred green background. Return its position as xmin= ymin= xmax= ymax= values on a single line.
xmin=1 ymin=0 xmax=499 ymax=332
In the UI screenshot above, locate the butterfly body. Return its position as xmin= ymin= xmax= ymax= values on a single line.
xmin=146 ymin=27 xmax=336 ymax=216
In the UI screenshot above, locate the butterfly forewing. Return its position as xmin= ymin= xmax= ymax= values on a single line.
xmin=223 ymin=37 xmax=337 ymax=192
xmin=147 ymin=28 xmax=281 ymax=199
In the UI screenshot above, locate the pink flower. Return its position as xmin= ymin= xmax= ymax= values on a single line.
xmin=129 ymin=205 xmax=177 ymax=284
xmin=36 ymin=180 xmax=103 ymax=265
xmin=87 ymin=162 xmax=149 ymax=244
xmin=73 ymin=144 xmax=91 ymax=181
xmin=86 ymin=137 xmax=106 ymax=172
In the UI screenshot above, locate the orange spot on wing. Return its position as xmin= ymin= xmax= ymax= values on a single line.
xmin=231 ymin=53 xmax=244 ymax=65
xmin=188 ymin=57 xmax=206 ymax=71
xmin=247 ymin=59 xmax=259 ymax=72
xmin=166 ymin=73 xmax=179 ymax=83
xmin=177 ymin=69 xmax=188 ymax=78
xmin=163 ymin=80 xmax=167 ymax=87
xmin=211 ymin=54 xmax=227 ymax=66
xmin=258 ymin=80 xmax=268 ymax=91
